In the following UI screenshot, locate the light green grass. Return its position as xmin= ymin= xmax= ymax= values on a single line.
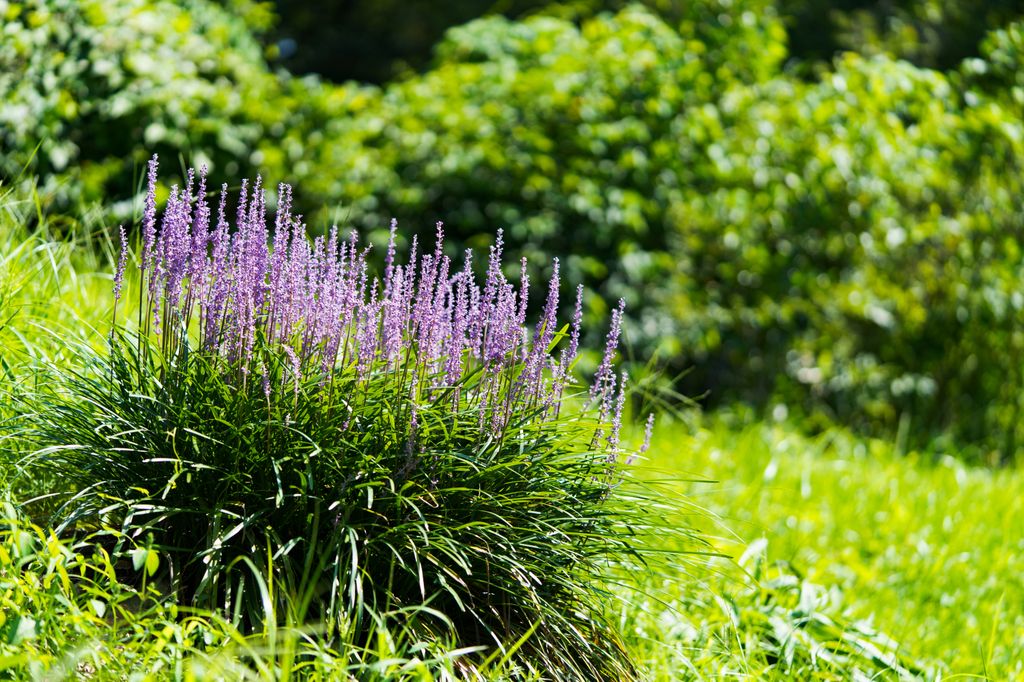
xmin=637 ymin=415 xmax=1024 ymax=679
xmin=0 ymin=192 xmax=119 ymax=366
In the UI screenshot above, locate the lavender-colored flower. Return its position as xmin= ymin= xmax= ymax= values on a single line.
xmin=591 ymin=298 xmax=626 ymax=402
xmin=160 ymin=184 xmax=190 ymax=315
xmin=536 ymin=259 xmax=560 ymax=344
xmin=474 ymin=229 xmax=504 ymax=356
xmin=202 ymin=185 xmax=231 ymax=350
xmin=606 ymin=372 xmax=628 ymax=464
xmin=567 ymin=284 xmax=583 ymax=366
xmin=626 ymin=413 xmax=655 ymax=466
xmin=444 ymin=257 xmax=472 ymax=385
xmin=484 ymin=281 xmax=519 ymax=365
xmin=519 ymin=259 xmax=560 ymax=402
xmin=381 ymin=266 xmax=406 ymax=364
xmin=122 ymin=158 xmax=635 ymax=466
xmin=141 ymin=155 xmax=159 ymax=276
xmin=357 ymin=280 xmax=381 ymax=378
xmin=113 ymin=225 xmax=128 ymax=307
xmin=383 ymin=218 xmax=398 ymax=296
xmin=517 ymin=257 xmax=529 ymax=328
xmin=187 ymin=167 xmax=210 ymax=293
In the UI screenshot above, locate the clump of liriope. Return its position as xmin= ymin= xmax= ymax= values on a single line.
xmin=20 ymin=157 xmax=658 ymax=679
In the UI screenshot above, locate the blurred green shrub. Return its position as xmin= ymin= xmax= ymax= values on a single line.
xmin=782 ymin=0 xmax=1024 ymax=70
xmin=0 ymin=0 xmax=285 ymax=219
xmin=261 ymin=0 xmax=1022 ymax=83
xmin=263 ymin=0 xmax=549 ymax=84
xmin=963 ymin=19 xmax=1024 ymax=107
xmin=260 ymin=0 xmax=781 ymax=84
xmin=5 ymin=0 xmax=1024 ymax=460
xmin=293 ymin=7 xmax=1024 ymax=461
xmin=671 ymin=52 xmax=1024 ymax=462
xmin=291 ymin=4 xmax=786 ymax=327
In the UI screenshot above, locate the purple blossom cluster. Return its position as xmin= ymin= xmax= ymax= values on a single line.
xmin=117 ymin=157 xmax=640 ymax=452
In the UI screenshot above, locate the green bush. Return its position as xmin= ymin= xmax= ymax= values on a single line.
xmin=963 ymin=19 xmax=1024 ymax=107
xmin=257 ymin=0 xmax=784 ymax=85
xmin=12 ymin=164 xmax=677 ymax=678
xmin=781 ymin=0 xmax=1024 ymax=70
xmin=293 ymin=5 xmax=786 ymax=333
xmin=262 ymin=0 xmax=551 ymax=83
xmin=668 ymin=52 xmax=1024 ymax=460
xmin=293 ymin=7 xmax=1024 ymax=460
xmin=252 ymin=0 xmax=1019 ymax=84
xmin=0 ymin=0 xmax=285 ymax=219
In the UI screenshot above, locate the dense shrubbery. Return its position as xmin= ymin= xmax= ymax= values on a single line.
xmin=670 ymin=51 xmax=1024 ymax=460
xmin=262 ymin=0 xmax=549 ymax=83
xmin=781 ymin=0 xmax=1024 ymax=70
xmin=290 ymin=5 xmax=786 ymax=338
xmin=6 ymin=0 xmax=1024 ymax=459
xmin=0 ymin=0 xmax=284 ymax=218
xmin=261 ymin=0 xmax=1023 ymax=82
xmin=262 ymin=0 xmax=784 ymax=84
xmin=287 ymin=7 xmax=1024 ymax=461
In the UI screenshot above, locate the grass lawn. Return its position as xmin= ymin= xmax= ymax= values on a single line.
xmin=637 ymin=416 xmax=1024 ymax=679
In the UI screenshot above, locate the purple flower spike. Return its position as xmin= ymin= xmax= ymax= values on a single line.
xmin=384 ymin=218 xmax=398 ymax=295
xmin=536 ymin=258 xmax=560 ymax=346
xmin=591 ymin=298 xmax=626 ymax=402
xmin=627 ymin=413 xmax=655 ymax=466
xmin=121 ymin=158 xmax=635 ymax=468
xmin=517 ymin=257 xmax=529 ymax=328
xmin=606 ymin=372 xmax=628 ymax=463
xmin=114 ymin=225 xmax=128 ymax=306
xmin=141 ymin=155 xmax=159 ymax=276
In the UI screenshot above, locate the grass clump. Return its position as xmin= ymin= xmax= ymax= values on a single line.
xmin=9 ymin=158 xmax=674 ymax=679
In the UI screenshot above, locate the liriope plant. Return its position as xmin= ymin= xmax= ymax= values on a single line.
xmin=16 ymin=156 xmax=679 ymax=679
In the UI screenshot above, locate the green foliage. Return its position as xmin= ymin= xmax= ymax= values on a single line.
xmin=257 ymin=0 xmax=784 ymax=85
xmin=631 ymin=540 xmax=932 ymax=678
xmin=0 ymin=0 xmax=290 ymax=219
xmin=0 ymin=499 xmax=505 ymax=679
xmin=0 ymin=501 xmax=234 ymax=678
xmin=252 ymin=0 xmax=1020 ymax=85
xmin=963 ymin=19 xmax=1024 ymax=108
xmin=0 ymin=442 xmax=958 ymax=681
xmin=291 ymin=7 xmax=1024 ymax=460
xmin=293 ymin=6 xmax=786 ymax=331
xmin=782 ymin=0 xmax=1024 ymax=70
xmin=667 ymin=52 xmax=1024 ymax=461
xmin=0 ymin=187 xmax=117 ymax=358
xmin=263 ymin=0 xmax=550 ymax=84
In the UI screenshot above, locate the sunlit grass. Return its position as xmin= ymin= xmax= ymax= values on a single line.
xmin=0 ymin=188 xmax=120 ymax=364
xmin=639 ymin=414 xmax=1024 ymax=679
